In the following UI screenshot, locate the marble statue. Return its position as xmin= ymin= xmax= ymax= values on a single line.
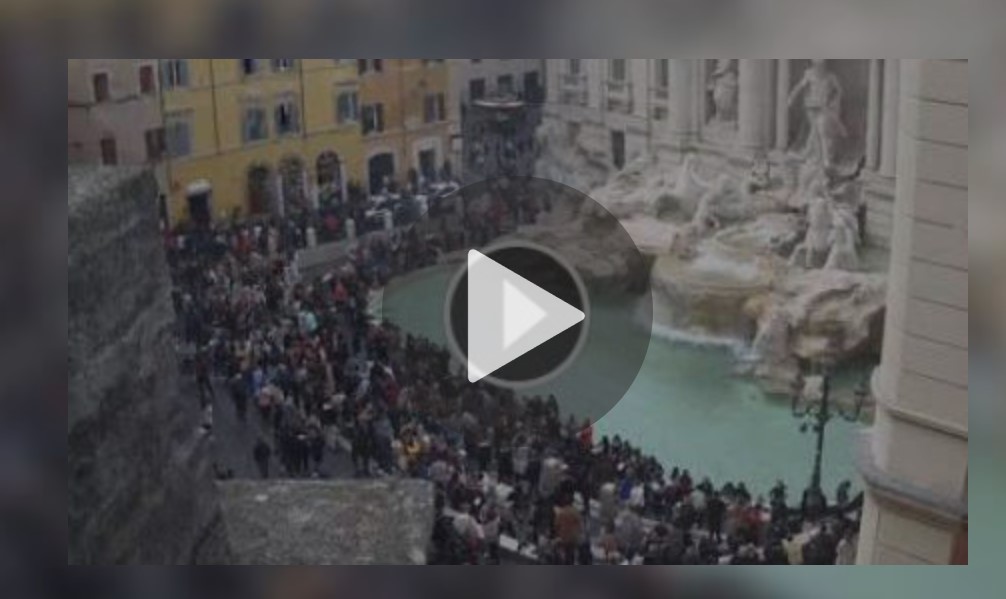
xmin=788 ymin=59 xmax=847 ymax=168
xmin=789 ymin=194 xmax=833 ymax=269
xmin=806 ymin=195 xmax=835 ymax=265
xmin=673 ymin=155 xmax=710 ymax=202
xmin=824 ymin=207 xmax=860 ymax=271
xmin=707 ymin=59 xmax=739 ymax=125
xmin=746 ymin=159 xmax=772 ymax=195
xmin=691 ymin=174 xmax=732 ymax=236
xmin=795 ymin=159 xmax=828 ymax=207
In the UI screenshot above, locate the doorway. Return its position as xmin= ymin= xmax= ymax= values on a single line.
xmin=523 ymin=71 xmax=541 ymax=102
xmin=316 ymin=151 xmax=342 ymax=205
xmin=187 ymin=191 xmax=211 ymax=226
xmin=247 ymin=165 xmax=274 ymax=215
xmin=279 ymin=155 xmax=307 ymax=213
xmin=418 ymin=148 xmax=437 ymax=182
xmin=368 ymin=152 xmax=395 ymax=195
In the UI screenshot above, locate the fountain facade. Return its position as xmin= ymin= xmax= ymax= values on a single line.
xmin=534 ymin=60 xmax=892 ymax=393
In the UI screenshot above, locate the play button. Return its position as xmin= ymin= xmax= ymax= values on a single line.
xmin=446 ymin=241 xmax=590 ymax=388
xmin=501 ymin=278 xmax=547 ymax=349
xmin=467 ymin=249 xmax=586 ymax=383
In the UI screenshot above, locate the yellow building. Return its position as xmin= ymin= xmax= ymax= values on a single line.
xmin=357 ymin=59 xmax=452 ymax=194
xmin=161 ymin=59 xmax=365 ymax=225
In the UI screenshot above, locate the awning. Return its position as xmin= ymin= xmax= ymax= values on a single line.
xmin=186 ymin=179 xmax=212 ymax=196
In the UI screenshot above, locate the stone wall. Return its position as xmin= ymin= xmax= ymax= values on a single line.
xmin=856 ymin=59 xmax=969 ymax=565
xmin=68 ymin=166 xmax=227 ymax=564
xmin=219 ymin=479 xmax=435 ymax=565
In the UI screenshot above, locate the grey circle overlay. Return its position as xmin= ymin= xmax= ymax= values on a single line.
xmin=440 ymin=176 xmax=654 ymax=426
xmin=443 ymin=239 xmax=592 ymax=390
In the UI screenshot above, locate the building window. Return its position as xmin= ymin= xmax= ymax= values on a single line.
xmin=92 ymin=73 xmax=110 ymax=103
xmin=469 ymin=78 xmax=486 ymax=102
xmin=139 ymin=65 xmax=156 ymax=95
xmin=161 ymin=60 xmax=189 ymax=89
xmin=165 ymin=113 xmax=192 ymax=157
xmin=242 ymin=106 xmax=268 ymax=143
xmin=275 ymin=98 xmax=301 ymax=136
xmin=523 ymin=71 xmax=541 ymax=101
xmin=568 ymin=59 xmax=581 ymax=76
xmin=656 ymin=59 xmax=669 ymax=89
xmin=145 ymin=127 xmax=166 ymax=161
xmin=610 ymin=59 xmax=627 ymax=82
xmin=100 ymin=137 xmax=117 ymax=165
xmin=357 ymin=59 xmax=383 ymax=75
xmin=497 ymin=74 xmax=514 ymax=96
xmin=362 ymin=103 xmax=385 ymax=135
xmin=423 ymin=93 xmax=446 ymax=123
xmin=336 ymin=91 xmax=359 ymax=124
xmin=240 ymin=59 xmax=258 ymax=76
xmin=423 ymin=93 xmax=434 ymax=123
xmin=271 ymin=59 xmax=296 ymax=73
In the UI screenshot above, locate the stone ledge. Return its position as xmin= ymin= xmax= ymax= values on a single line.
xmin=856 ymin=430 xmax=967 ymax=523
xmin=218 ymin=479 xmax=435 ymax=565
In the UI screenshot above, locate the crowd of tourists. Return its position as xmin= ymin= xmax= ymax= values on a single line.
xmin=165 ymin=195 xmax=861 ymax=566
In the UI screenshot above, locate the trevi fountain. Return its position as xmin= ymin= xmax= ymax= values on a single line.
xmin=382 ymin=60 xmax=889 ymax=494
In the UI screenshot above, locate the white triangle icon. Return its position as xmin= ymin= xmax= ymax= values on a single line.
xmin=467 ymin=250 xmax=585 ymax=383
xmin=503 ymin=279 xmax=546 ymax=349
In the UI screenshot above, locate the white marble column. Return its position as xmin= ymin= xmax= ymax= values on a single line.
xmin=775 ymin=59 xmax=791 ymax=152
xmin=879 ymin=59 xmax=900 ymax=177
xmin=667 ymin=59 xmax=697 ymax=148
xmin=738 ymin=59 xmax=772 ymax=154
xmin=865 ymin=59 xmax=882 ymax=170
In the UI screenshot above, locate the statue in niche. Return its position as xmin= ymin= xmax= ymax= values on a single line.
xmin=707 ymin=59 xmax=739 ymax=126
xmin=788 ymin=59 xmax=848 ymax=168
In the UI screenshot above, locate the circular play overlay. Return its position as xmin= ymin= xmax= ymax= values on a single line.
xmin=446 ymin=241 xmax=590 ymax=386
xmin=441 ymin=176 xmax=653 ymax=425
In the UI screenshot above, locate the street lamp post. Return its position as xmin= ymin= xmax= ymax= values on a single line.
xmin=791 ymin=366 xmax=867 ymax=507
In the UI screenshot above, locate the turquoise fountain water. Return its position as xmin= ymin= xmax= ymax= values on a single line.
xmin=379 ymin=264 xmax=863 ymax=498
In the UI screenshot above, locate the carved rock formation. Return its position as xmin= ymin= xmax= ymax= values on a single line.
xmin=749 ymin=269 xmax=886 ymax=391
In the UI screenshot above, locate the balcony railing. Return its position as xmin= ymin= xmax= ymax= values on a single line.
xmin=561 ymin=72 xmax=587 ymax=87
xmin=560 ymin=89 xmax=588 ymax=107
